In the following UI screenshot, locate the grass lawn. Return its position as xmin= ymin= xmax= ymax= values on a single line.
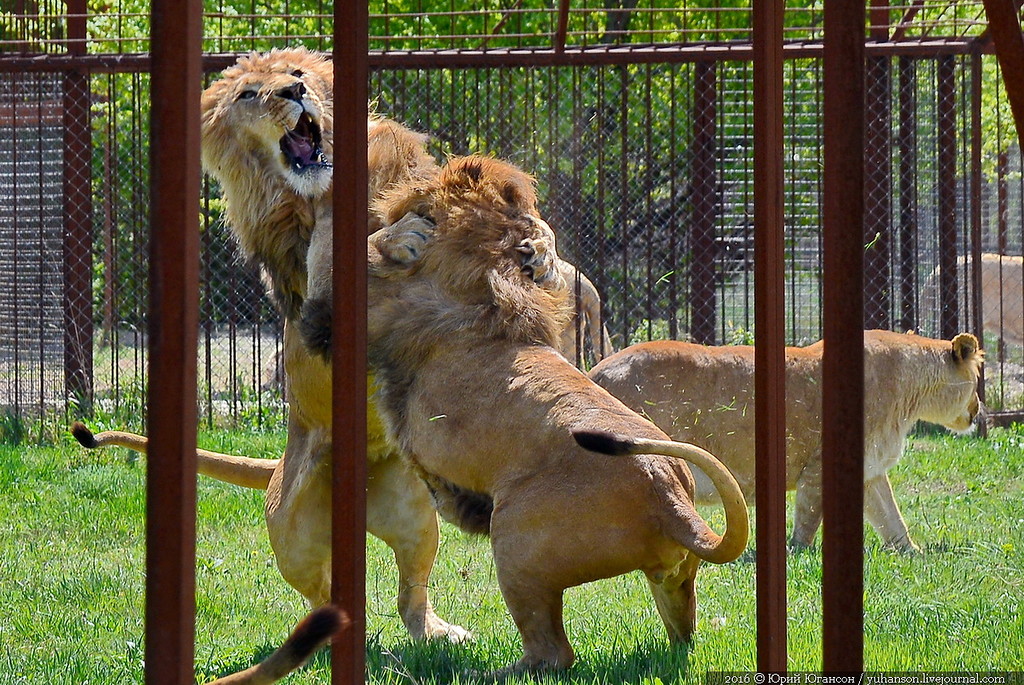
xmin=1 ymin=424 xmax=1022 ymax=683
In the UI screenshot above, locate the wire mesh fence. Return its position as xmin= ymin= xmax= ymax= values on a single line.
xmin=1 ymin=3 xmax=1022 ymax=440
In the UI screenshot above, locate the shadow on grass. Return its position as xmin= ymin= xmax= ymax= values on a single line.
xmin=196 ymin=632 xmax=687 ymax=683
xmin=367 ymin=634 xmax=689 ymax=684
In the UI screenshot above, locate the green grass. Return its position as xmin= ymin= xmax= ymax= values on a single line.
xmin=2 ymin=425 xmax=1022 ymax=683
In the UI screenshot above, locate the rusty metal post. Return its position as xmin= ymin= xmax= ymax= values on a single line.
xmin=145 ymin=0 xmax=202 ymax=683
xmin=690 ymin=61 xmax=717 ymax=345
xmin=937 ymin=55 xmax=959 ymax=340
xmin=981 ymin=0 xmax=1024 ymax=148
xmin=752 ymin=0 xmax=787 ymax=671
xmin=62 ymin=0 xmax=93 ymax=407
xmin=969 ymin=52 xmax=986 ymax=435
xmin=822 ymin=0 xmax=865 ymax=672
xmin=863 ymin=53 xmax=892 ymax=330
xmin=554 ymin=0 xmax=570 ymax=53
xmin=333 ymin=4 xmax=369 ymax=684
xmin=897 ymin=56 xmax=918 ymax=333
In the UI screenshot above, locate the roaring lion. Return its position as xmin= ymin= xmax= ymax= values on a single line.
xmin=170 ymin=47 xmax=464 ymax=641
xmin=588 ymin=330 xmax=984 ymax=553
xmin=350 ymin=155 xmax=749 ymax=672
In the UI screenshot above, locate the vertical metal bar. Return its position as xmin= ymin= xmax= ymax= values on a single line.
xmin=145 ymin=0 xmax=202 ymax=683
xmin=643 ymin=64 xmax=654 ymax=343
xmin=62 ymin=0 xmax=93 ymax=407
xmin=668 ymin=66 xmax=679 ymax=341
xmin=555 ymin=0 xmax=570 ymax=53
xmin=997 ymin=151 xmax=1009 ymax=254
xmin=969 ymin=52 xmax=986 ymax=436
xmin=938 ymin=55 xmax=959 ymax=340
xmin=333 ymin=4 xmax=369 ymax=684
xmin=753 ymin=0 xmax=788 ymax=671
xmin=897 ymin=56 xmax=918 ymax=333
xmin=690 ymin=61 xmax=717 ymax=345
xmin=863 ymin=53 xmax=892 ymax=330
xmin=822 ymin=0 xmax=865 ymax=672
xmin=619 ymin=65 xmax=630 ymax=344
xmin=981 ymin=0 xmax=1024 ymax=148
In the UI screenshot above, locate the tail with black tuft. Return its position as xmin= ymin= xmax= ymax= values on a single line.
xmin=209 ymin=605 xmax=348 ymax=684
xmin=574 ymin=429 xmax=749 ymax=565
xmin=71 ymin=421 xmax=97 ymax=448
xmin=572 ymin=429 xmax=636 ymax=456
xmin=70 ymin=422 xmax=277 ymax=490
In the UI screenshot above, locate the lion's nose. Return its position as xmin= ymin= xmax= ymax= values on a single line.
xmin=276 ymin=82 xmax=306 ymax=101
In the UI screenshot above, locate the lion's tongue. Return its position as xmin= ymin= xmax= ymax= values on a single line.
xmin=284 ymin=133 xmax=316 ymax=166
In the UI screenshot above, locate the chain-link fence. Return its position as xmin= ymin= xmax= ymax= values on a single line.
xmin=1 ymin=3 xmax=1022 ymax=440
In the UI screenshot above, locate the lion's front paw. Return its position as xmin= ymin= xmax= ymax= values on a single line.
xmin=517 ymin=237 xmax=558 ymax=286
xmin=377 ymin=212 xmax=436 ymax=265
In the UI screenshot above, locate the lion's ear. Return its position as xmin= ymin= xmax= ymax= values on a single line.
xmin=500 ymin=176 xmax=537 ymax=212
xmin=950 ymin=333 xmax=981 ymax=364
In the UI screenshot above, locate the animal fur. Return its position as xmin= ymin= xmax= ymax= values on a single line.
xmin=363 ymin=155 xmax=749 ymax=672
xmin=589 ymin=330 xmax=984 ymax=552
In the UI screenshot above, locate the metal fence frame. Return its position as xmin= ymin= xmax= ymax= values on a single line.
xmin=2 ymin=2 xmax=1024 ymax=683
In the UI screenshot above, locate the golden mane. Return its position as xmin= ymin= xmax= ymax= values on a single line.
xmin=373 ymin=156 xmax=571 ymax=354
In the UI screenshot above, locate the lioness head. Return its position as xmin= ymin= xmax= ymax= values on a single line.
xmin=201 ymin=47 xmax=334 ymax=198
xmin=923 ymin=332 xmax=984 ymax=432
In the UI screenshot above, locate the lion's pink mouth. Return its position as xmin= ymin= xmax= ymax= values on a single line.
xmin=280 ymin=112 xmax=330 ymax=173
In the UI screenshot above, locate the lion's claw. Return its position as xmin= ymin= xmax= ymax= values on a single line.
xmin=378 ymin=212 xmax=436 ymax=265
xmin=518 ymin=237 xmax=556 ymax=285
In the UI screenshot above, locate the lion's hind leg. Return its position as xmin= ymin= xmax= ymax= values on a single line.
xmin=367 ymin=454 xmax=471 ymax=642
xmin=493 ymin=568 xmax=574 ymax=672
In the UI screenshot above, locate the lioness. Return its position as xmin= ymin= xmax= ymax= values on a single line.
xmin=923 ymin=253 xmax=1023 ymax=348
xmin=589 ymin=330 xmax=984 ymax=553
xmin=353 ymin=155 xmax=749 ymax=671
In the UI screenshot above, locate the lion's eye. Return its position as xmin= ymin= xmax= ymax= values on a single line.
xmin=291 ymin=69 xmax=304 ymax=78
xmin=237 ymin=90 xmax=257 ymax=101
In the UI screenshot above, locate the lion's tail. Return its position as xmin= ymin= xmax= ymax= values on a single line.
xmin=209 ymin=606 xmax=348 ymax=684
xmin=71 ymin=422 xmax=276 ymax=490
xmin=573 ymin=429 xmax=749 ymax=565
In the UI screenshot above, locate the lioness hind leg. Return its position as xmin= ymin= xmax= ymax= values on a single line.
xmin=864 ymin=474 xmax=920 ymax=553
xmin=367 ymin=454 xmax=471 ymax=642
xmin=791 ymin=459 xmax=823 ymax=550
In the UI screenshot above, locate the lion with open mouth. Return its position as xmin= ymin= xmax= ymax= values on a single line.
xmin=77 ymin=48 xmax=616 ymax=654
